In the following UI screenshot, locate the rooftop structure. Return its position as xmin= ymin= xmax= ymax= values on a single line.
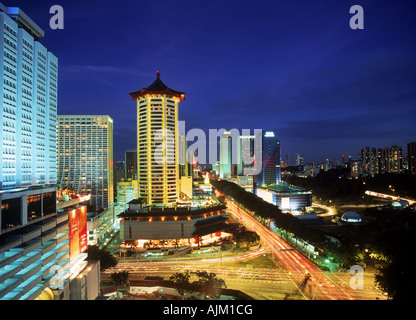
xmin=255 ymin=182 xmax=312 ymax=211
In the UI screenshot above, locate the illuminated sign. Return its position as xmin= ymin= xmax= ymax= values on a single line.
xmin=264 ymin=131 xmax=275 ymax=137
xmin=69 ymin=206 xmax=88 ymax=261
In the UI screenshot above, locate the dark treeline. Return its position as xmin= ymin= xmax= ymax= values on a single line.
xmin=284 ymin=170 xmax=416 ymax=203
xmin=211 ymin=178 xmax=416 ymax=298
xmin=210 ymin=179 xmax=325 ymax=245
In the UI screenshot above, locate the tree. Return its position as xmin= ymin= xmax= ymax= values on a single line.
xmin=193 ymin=270 xmax=227 ymax=298
xmin=169 ymin=271 xmax=227 ymax=298
xmin=110 ymin=271 xmax=129 ymax=286
xmin=87 ymin=245 xmax=118 ymax=271
xmin=169 ymin=271 xmax=195 ymax=296
xmin=373 ymin=228 xmax=416 ymax=300
xmin=235 ymin=228 xmax=260 ymax=248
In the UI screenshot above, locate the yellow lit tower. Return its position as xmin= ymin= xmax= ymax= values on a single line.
xmin=129 ymin=71 xmax=185 ymax=206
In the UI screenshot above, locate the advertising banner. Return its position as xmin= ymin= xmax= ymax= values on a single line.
xmin=69 ymin=206 xmax=88 ymax=261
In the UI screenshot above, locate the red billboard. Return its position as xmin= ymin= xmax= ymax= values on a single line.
xmin=69 ymin=206 xmax=88 ymax=261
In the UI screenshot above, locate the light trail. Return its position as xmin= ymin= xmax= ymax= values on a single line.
xmin=219 ymin=191 xmax=354 ymax=300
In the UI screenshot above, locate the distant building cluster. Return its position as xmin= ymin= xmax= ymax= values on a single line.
xmin=279 ymin=142 xmax=416 ymax=180
xmin=1 ymin=1 xmax=414 ymax=301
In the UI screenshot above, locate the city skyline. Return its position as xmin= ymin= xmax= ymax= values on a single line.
xmin=2 ymin=1 xmax=415 ymax=302
xmin=8 ymin=0 xmax=416 ymax=163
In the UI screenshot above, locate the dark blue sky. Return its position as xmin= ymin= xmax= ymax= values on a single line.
xmin=12 ymin=0 xmax=416 ymax=163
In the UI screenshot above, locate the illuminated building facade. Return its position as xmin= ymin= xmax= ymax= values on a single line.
xmin=116 ymin=178 xmax=139 ymax=206
xmin=385 ymin=145 xmax=403 ymax=174
xmin=237 ymin=135 xmax=256 ymax=176
xmin=0 ymin=187 xmax=97 ymax=300
xmin=129 ymin=72 xmax=185 ymax=206
xmin=125 ymin=149 xmax=137 ymax=180
xmin=0 ymin=3 xmax=58 ymax=190
xmin=257 ymin=130 xmax=281 ymax=187
xmin=255 ymin=182 xmax=312 ymax=211
xmin=219 ymin=130 xmax=233 ymax=179
xmin=57 ymin=115 xmax=114 ymax=209
xmin=359 ymin=145 xmax=403 ymax=176
xmin=118 ymin=203 xmax=229 ymax=243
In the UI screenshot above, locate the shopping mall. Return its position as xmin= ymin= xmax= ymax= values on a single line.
xmin=118 ymin=200 xmax=234 ymax=249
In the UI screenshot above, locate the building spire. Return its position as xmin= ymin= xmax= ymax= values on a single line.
xmin=156 ymin=70 xmax=160 ymax=78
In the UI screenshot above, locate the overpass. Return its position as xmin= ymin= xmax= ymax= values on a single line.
xmin=364 ymin=190 xmax=416 ymax=205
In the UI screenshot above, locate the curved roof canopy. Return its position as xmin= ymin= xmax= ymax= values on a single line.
xmin=341 ymin=211 xmax=362 ymax=223
xmin=129 ymin=71 xmax=185 ymax=101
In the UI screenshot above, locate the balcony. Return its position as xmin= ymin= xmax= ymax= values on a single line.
xmin=10 ymin=250 xmax=41 ymax=269
xmin=41 ymin=228 xmax=57 ymax=244
xmin=0 ymin=250 xmax=22 ymax=269
xmin=0 ymin=235 xmax=23 ymax=254
xmin=14 ymin=261 xmax=42 ymax=282
xmin=9 ymin=239 xmax=41 ymax=256
xmin=0 ymin=264 xmax=22 ymax=284
xmin=0 ymin=277 xmax=21 ymax=299
xmin=11 ymin=274 xmax=42 ymax=298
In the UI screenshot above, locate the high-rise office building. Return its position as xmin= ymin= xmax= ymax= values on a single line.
xmin=285 ymin=154 xmax=291 ymax=167
xmin=295 ymin=153 xmax=304 ymax=166
xmin=408 ymin=142 xmax=416 ymax=175
xmin=57 ymin=115 xmax=114 ymax=209
xmin=125 ymin=149 xmax=137 ymax=180
xmin=0 ymin=4 xmax=58 ymax=189
xmin=129 ymin=71 xmax=185 ymax=206
xmin=178 ymin=133 xmax=193 ymax=179
xmin=237 ymin=134 xmax=256 ymax=176
xmin=219 ymin=130 xmax=233 ymax=179
xmin=257 ymin=130 xmax=281 ymax=186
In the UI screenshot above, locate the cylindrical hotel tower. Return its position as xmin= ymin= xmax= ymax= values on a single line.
xmin=129 ymin=72 xmax=185 ymax=206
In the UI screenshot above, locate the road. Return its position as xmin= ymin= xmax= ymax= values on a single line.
xmin=102 ymin=194 xmax=386 ymax=300
xmin=104 ymin=254 xmax=385 ymax=300
xmin=365 ymin=190 xmax=416 ymax=205
xmin=312 ymin=202 xmax=337 ymax=217
xmin=221 ymin=192 xmax=370 ymax=300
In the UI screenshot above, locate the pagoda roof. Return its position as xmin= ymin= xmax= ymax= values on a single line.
xmin=129 ymin=71 xmax=185 ymax=101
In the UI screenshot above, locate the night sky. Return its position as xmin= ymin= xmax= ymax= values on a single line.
xmin=10 ymin=0 xmax=416 ymax=164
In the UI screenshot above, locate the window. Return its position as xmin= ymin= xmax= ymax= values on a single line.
xmin=27 ymin=194 xmax=42 ymax=221
xmin=1 ymin=197 xmax=21 ymax=230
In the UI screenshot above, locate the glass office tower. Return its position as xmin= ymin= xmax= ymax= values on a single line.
xmin=257 ymin=130 xmax=281 ymax=186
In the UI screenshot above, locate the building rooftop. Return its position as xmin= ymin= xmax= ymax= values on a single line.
xmin=129 ymin=71 xmax=185 ymax=101
xmin=118 ymin=204 xmax=226 ymax=219
xmin=3 ymin=5 xmax=44 ymax=38
xmin=259 ymin=182 xmax=312 ymax=194
xmin=128 ymin=198 xmax=147 ymax=205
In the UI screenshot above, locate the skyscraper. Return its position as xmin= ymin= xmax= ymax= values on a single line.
xmin=0 ymin=4 xmax=58 ymax=189
xmin=125 ymin=149 xmax=137 ymax=180
xmin=408 ymin=142 xmax=416 ymax=175
xmin=237 ymin=134 xmax=256 ymax=176
xmin=385 ymin=145 xmax=403 ymax=174
xmin=57 ymin=115 xmax=114 ymax=209
xmin=360 ymin=145 xmax=403 ymax=176
xmin=129 ymin=72 xmax=185 ymax=206
xmin=257 ymin=130 xmax=281 ymax=186
xmin=219 ymin=130 xmax=233 ymax=179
